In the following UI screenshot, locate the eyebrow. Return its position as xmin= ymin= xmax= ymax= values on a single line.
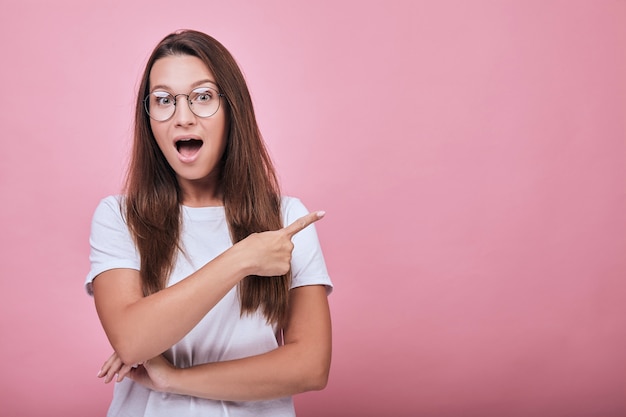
xmin=151 ymin=79 xmax=219 ymax=92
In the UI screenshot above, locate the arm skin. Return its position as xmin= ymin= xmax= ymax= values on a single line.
xmin=127 ymin=284 xmax=332 ymax=401
xmin=92 ymin=211 xmax=324 ymax=366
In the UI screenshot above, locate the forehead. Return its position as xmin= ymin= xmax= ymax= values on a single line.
xmin=149 ymin=55 xmax=217 ymax=91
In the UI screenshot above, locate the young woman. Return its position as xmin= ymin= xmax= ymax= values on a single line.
xmin=85 ymin=29 xmax=332 ymax=417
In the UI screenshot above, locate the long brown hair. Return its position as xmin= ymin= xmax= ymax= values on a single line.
xmin=124 ymin=30 xmax=288 ymax=325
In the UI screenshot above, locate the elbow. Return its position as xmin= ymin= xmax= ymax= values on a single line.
xmin=300 ymin=358 xmax=331 ymax=392
xmin=109 ymin=338 xmax=145 ymax=366
xmin=117 ymin=351 xmax=142 ymax=367
xmin=308 ymin=369 xmax=329 ymax=391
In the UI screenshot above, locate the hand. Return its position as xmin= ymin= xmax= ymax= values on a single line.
xmin=127 ymin=355 xmax=176 ymax=393
xmin=97 ymin=351 xmax=139 ymax=384
xmin=237 ymin=211 xmax=325 ymax=277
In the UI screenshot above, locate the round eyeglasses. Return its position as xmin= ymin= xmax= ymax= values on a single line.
xmin=144 ymin=86 xmax=225 ymax=121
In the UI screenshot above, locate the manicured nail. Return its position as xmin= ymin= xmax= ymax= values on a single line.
xmin=317 ymin=211 xmax=326 ymax=218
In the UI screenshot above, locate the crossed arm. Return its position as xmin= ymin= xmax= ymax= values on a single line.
xmin=93 ymin=211 xmax=332 ymax=401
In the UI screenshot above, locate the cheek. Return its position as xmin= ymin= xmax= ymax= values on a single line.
xmin=150 ymin=122 xmax=168 ymax=151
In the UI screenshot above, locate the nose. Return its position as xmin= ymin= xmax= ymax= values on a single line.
xmin=172 ymin=95 xmax=196 ymax=126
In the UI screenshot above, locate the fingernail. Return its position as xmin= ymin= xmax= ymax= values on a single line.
xmin=97 ymin=369 xmax=102 ymax=377
xmin=317 ymin=211 xmax=326 ymax=218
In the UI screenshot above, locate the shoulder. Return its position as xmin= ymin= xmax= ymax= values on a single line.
xmin=281 ymin=195 xmax=333 ymax=292
xmin=88 ymin=194 xmax=136 ymax=250
xmin=89 ymin=195 xmax=131 ymax=234
xmin=86 ymin=195 xmax=139 ymax=295
xmin=280 ymin=196 xmax=309 ymax=225
xmin=97 ymin=194 xmax=125 ymax=208
xmin=92 ymin=195 xmax=126 ymax=220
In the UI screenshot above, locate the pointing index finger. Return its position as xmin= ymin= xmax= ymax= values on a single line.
xmin=283 ymin=211 xmax=326 ymax=238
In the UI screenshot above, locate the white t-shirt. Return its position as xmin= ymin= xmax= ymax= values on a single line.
xmin=85 ymin=195 xmax=332 ymax=417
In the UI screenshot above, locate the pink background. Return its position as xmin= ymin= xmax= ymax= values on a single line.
xmin=1 ymin=1 xmax=624 ymax=416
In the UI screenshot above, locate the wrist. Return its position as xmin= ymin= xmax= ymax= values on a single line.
xmin=164 ymin=366 xmax=183 ymax=395
xmin=228 ymin=238 xmax=256 ymax=278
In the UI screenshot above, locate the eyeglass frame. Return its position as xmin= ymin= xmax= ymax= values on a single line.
xmin=143 ymin=86 xmax=226 ymax=122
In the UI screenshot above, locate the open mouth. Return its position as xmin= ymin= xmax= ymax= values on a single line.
xmin=175 ymin=138 xmax=204 ymax=158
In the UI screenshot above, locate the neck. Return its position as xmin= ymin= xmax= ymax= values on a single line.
xmin=178 ymin=175 xmax=223 ymax=207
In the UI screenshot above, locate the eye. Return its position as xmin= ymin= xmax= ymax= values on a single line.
xmin=152 ymin=91 xmax=173 ymax=106
xmin=191 ymin=88 xmax=215 ymax=104
xmin=196 ymin=93 xmax=211 ymax=102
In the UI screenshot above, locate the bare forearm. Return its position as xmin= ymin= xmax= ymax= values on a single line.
xmin=95 ymin=247 xmax=248 ymax=364
xmin=167 ymin=344 xmax=330 ymax=401
xmin=162 ymin=286 xmax=333 ymax=401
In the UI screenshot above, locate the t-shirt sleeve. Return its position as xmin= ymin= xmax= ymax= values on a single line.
xmin=282 ymin=197 xmax=333 ymax=294
xmin=84 ymin=196 xmax=140 ymax=296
